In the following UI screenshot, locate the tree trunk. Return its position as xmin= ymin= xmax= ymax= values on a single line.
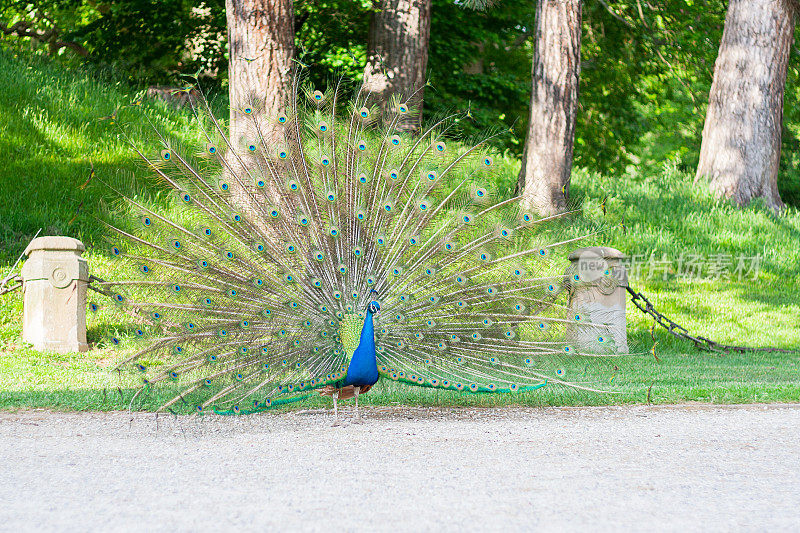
xmin=695 ymin=0 xmax=795 ymax=211
xmin=225 ymin=0 xmax=293 ymax=212
xmin=226 ymin=0 xmax=294 ymax=145
xmin=363 ymin=0 xmax=433 ymax=132
xmin=516 ymin=0 xmax=582 ymax=215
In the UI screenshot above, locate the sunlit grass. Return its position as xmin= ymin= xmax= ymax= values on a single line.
xmin=2 ymin=342 xmax=798 ymax=412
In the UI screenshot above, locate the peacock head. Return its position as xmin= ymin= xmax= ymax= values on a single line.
xmin=367 ymin=300 xmax=381 ymax=316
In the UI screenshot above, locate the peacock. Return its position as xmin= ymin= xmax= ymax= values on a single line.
xmin=91 ymin=67 xmax=625 ymax=423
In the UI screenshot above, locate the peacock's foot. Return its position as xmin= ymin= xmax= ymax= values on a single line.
xmin=352 ymin=417 xmax=364 ymax=425
xmin=331 ymin=419 xmax=344 ymax=427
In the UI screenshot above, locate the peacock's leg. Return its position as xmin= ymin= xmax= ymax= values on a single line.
xmin=352 ymin=386 xmax=363 ymax=424
xmin=331 ymin=390 xmax=342 ymax=427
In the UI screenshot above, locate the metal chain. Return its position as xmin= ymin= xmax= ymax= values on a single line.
xmin=0 ymin=275 xmax=22 ymax=296
xmin=0 ymin=274 xmax=110 ymax=298
xmin=87 ymin=275 xmax=113 ymax=296
xmin=626 ymin=286 xmax=798 ymax=354
xmin=2 ymin=258 xmax=796 ymax=355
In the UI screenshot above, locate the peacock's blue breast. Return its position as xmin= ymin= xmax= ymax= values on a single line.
xmin=341 ymin=311 xmax=379 ymax=387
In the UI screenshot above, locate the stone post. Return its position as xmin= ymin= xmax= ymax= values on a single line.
xmin=21 ymin=237 xmax=89 ymax=353
xmin=566 ymin=246 xmax=628 ymax=354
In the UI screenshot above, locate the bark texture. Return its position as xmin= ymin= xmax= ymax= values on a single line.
xmin=516 ymin=0 xmax=582 ymax=215
xmin=363 ymin=0 xmax=433 ymax=132
xmin=226 ymin=0 xmax=294 ymax=144
xmin=695 ymin=0 xmax=796 ymax=210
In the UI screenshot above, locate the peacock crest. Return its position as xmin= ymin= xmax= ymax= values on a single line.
xmin=92 ymin=69 xmax=624 ymax=415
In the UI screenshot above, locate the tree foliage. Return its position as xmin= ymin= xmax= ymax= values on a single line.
xmin=1 ymin=0 xmax=798 ymax=205
xmin=0 ymin=0 xmax=226 ymax=82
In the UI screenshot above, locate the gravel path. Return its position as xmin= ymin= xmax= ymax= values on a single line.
xmin=1 ymin=404 xmax=798 ymax=532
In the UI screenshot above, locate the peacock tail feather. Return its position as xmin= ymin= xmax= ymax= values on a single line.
xmin=91 ymin=69 xmax=625 ymax=414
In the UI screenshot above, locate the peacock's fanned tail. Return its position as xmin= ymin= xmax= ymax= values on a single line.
xmin=94 ymin=71 xmax=624 ymax=414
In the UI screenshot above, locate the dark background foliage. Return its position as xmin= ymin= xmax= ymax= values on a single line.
xmin=2 ymin=0 xmax=798 ymax=205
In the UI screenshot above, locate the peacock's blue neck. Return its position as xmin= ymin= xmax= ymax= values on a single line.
xmin=342 ymin=310 xmax=379 ymax=387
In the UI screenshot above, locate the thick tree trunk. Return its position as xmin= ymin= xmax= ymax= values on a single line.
xmin=695 ymin=0 xmax=795 ymax=211
xmin=516 ymin=0 xmax=582 ymax=215
xmin=226 ymin=0 xmax=294 ymax=145
xmin=225 ymin=0 xmax=293 ymax=212
xmin=363 ymin=0 xmax=433 ymax=132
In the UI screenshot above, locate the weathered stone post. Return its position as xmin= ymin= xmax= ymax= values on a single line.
xmin=21 ymin=237 xmax=89 ymax=353
xmin=566 ymin=246 xmax=628 ymax=354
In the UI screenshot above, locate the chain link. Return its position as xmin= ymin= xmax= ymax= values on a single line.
xmin=0 ymin=275 xmax=22 ymax=297
xmin=87 ymin=275 xmax=113 ymax=296
xmin=626 ymin=286 xmax=798 ymax=354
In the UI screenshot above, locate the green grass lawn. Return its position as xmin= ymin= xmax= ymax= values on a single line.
xmin=1 ymin=50 xmax=799 ymax=412
xmin=1 ymin=342 xmax=798 ymax=412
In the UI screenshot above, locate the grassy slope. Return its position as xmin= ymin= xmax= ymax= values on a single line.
xmin=1 ymin=50 xmax=798 ymax=411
